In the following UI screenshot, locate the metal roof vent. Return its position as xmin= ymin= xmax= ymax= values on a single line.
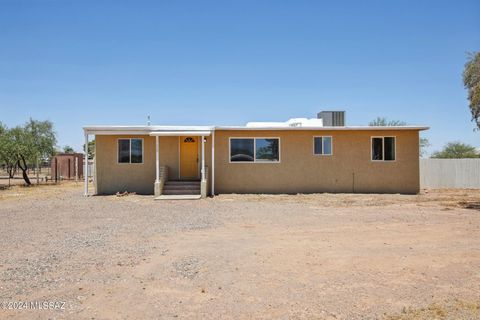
xmin=317 ymin=111 xmax=345 ymax=126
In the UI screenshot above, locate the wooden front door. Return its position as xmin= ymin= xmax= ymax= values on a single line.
xmin=180 ymin=136 xmax=199 ymax=179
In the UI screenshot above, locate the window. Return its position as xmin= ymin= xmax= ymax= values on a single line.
xmin=230 ymin=138 xmax=280 ymax=162
xmin=118 ymin=138 xmax=143 ymax=164
xmin=230 ymin=139 xmax=254 ymax=162
xmin=131 ymin=139 xmax=143 ymax=163
xmin=371 ymin=137 xmax=395 ymax=161
xmin=255 ymin=139 xmax=279 ymax=161
xmin=118 ymin=139 xmax=130 ymax=163
xmin=313 ymin=136 xmax=332 ymax=155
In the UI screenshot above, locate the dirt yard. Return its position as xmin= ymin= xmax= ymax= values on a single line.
xmin=1 ymin=183 xmax=479 ymax=319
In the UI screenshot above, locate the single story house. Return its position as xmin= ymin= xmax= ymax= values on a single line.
xmin=83 ymin=111 xmax=428 ymax=199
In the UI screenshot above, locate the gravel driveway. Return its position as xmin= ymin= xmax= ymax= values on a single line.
xmin=1 ymin=183 xmax=479 ymax=319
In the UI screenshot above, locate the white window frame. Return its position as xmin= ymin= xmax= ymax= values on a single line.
xmin=229 ymin=137 xmax=281 ymax=163
xmin=313 ymin=136 xmax=333 ymax=156
xmin=117 ymin=138 xmax=144 ymax=164
xmin=371 ymin=136 xmax=396 ymax=162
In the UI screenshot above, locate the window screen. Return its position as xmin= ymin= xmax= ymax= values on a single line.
xmin=384 ymin=137 xmax=395 ymax=161
xmin=323 ymin=137 xmax=332 ymax=155
xmin=131 ymin=139 xmax=143 ymax=163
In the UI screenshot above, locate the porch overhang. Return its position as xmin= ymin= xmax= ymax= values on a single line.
xmin=83 ymin=125 xmax=215 ymax=136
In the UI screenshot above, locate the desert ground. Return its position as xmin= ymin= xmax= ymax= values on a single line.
xmin=0 ymin=183 xmax=479 ymax=319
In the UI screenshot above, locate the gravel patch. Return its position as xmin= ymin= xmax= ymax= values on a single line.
xmin=173 ymin=256 xmax=203 ymax=279
xmin=0 ymin=184 xmax=479 ymax=319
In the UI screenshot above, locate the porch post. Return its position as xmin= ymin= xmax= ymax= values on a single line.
xmin=200 ymin=135 xmax=207 ymax=198
xmin=155 ymin=136 xmax=159 ymax=183
xmin=154 ymin=135 xmax=161 ymax=196
xmin=84 ymin=132 xmax=88 ymax=196
xmin=211 ymin=130 xmax=215 ymax=195
xmin=201 ymin=135 xmax=205 ymax=181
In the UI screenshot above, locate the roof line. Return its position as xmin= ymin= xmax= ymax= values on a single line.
xmin=83 ymin=125 xmax=429 ymax=133
xmin=214 ymin=125 xmax=429 ymax=131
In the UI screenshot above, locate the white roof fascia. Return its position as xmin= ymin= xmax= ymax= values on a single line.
xmin=83 ymin=125 xmax=429 ymax=134
xmin=214 ymin=126 xmax=429 ymax=131
xmin=149 ymin=131 xmax=211 ymax=136
xmin=83 ymin=125 xmax=215 ymax=135
xmin=84 ymin=130 xmax=152 ymax=135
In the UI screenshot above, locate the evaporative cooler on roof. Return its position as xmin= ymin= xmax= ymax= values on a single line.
xmin=317 ymin=111 xmax=345 ymax=126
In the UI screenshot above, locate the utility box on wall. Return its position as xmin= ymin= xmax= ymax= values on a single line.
xmin=51 ymin=153 xmax=84 ymax=180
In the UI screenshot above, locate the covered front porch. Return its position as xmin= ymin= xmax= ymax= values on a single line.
xmin=82 ymin=126 xmax=215 ymax=199
xmin=151 ymin=130 xmax=213 ymax=199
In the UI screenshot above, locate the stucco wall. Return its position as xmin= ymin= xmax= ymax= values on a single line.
xmin=96 ymin=135 xmax=180 ymax=194
xmin=213 ymin=129 xmax=420 ymax=194
xmin=94 ymin=130 xmax=420 ymax=195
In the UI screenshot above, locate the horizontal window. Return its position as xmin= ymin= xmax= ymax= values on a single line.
xmin=230 ymin=138 xmax=280 ymax=162
xmin=314 ymin=136 xmax=332 ymax=155
xmin=118 ymin=138 xmax=143 ymax=164
xmin=372 ymin=137 xmax=395 ymax=161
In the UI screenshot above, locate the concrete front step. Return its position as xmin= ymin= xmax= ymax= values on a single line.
xmin=155 ymin=194 xmax=202 ymax=200
xmin=163 ymin=185 xmax=201 ymax=190
xmin=165 ymin=180 xmax=200 ymax=185
xmin=162 ymin=189 xmax=200 ymax=195
xmin=162 ymin=180 xmax=201 ymax=196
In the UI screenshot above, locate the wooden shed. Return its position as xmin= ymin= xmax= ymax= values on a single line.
xmin=51 ymin=153 xmax=84 ymax=180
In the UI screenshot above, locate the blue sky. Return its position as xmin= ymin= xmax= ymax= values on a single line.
xmin=0 ymin=0 xmax=479 ymax=154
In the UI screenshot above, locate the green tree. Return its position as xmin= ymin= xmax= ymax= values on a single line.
xmin=463 ymin=52 xmax=480 ymax=129
xmin=63 ymin=145 xmax=75 ymax=153
xmin=369 ymin=117 xmax=407 ymax=126
xmin=420 ymin=137 xmax=431 ymax=157
xmin=0 ymin=123 xmax=18 ymax=184
xmin=8 ymin=119 xmax=57 ymax=185
xmin=431 ymin=142 xmax=479 ymax=159
xmin=83 ymin=139 xmax=95 ymax=160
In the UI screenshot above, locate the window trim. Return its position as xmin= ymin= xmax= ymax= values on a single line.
xmin=117 ymin=138 xmax=145 ymax=164
xmin=370 ymin=136 xmax=396 ymax=162
xmin=229 ymin=137 xmax=281 ymax=163
xmin=313 ymin=136 xmax=333 ymax=156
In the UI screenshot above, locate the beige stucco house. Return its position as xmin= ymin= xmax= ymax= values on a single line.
xmin=83 ymin=112 xmax=428 ymax=199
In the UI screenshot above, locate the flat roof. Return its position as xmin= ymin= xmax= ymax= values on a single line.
xmin=83 ymin=125 xmax=429 ymax=135
xmin=214 ymin=125 xmax=429 ymax=131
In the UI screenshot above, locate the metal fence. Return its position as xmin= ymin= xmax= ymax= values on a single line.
xmin=420 ymin=159 xmax=480 ymax=189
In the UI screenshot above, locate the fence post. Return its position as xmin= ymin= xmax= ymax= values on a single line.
xmin=36 ymin=159 xmax=39 ymax=184
xmin=75 ymin=157 xmax=78 ymax=182
xmin=54 ymin=157 xmax=58 ymax=183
